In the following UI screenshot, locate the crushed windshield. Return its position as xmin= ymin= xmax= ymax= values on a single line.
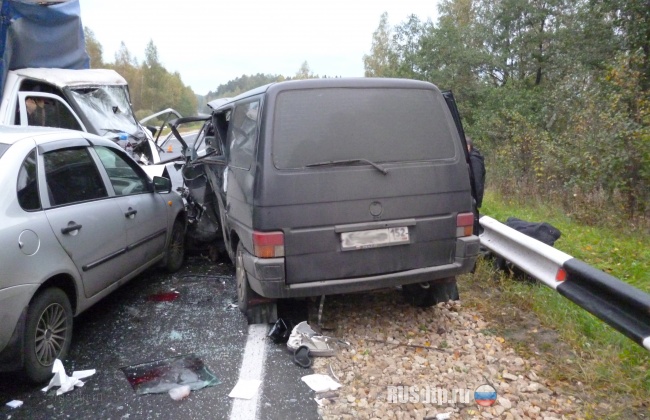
xmin=68 ymin=86 xmax=144 ymax=140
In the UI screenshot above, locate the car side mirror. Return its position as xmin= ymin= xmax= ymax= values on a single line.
xmin=146 ymin=125 xmax=158 ymax=136
xmin=152 ymin=176 xmax=171 ymax=193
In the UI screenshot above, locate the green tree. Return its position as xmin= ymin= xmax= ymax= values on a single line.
xmin=83 ymin=27 xmax=103 ymax=68
xmin=109 ymin=42 xmax=141 ymax=109
xmin=594 ymin=0 xmax=650 ymax=91
xmin=392 ymin=14 xmax=427 ymax=78
xmin=417 ymin=0 xmax=485 ymax=115
xmin=363 ymin=12 xmax=398 ymax=77
xmin=295 ymin=61 xmax=316 ymax=79
xmin=206 ymin=73 xmax=286 ymax=101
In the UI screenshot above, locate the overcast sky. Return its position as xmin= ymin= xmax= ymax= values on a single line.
xmin=80 ymin=0 xmax=439 ymax=95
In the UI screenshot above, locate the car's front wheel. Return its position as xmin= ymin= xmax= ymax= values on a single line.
xmin=165 ymin=219 xmax=185 ymax=272
xmin=24 ymin=287 xmax=73 ymax=383
xmin=402 ymin=277 xmax=459 ymax=307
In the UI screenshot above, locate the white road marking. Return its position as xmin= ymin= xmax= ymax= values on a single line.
xmin=229 ymin=324 xmax=268 ymax=420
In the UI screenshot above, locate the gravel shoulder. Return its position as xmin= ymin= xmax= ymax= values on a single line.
xmin=311 ymin=286 xmax=587 ymax=420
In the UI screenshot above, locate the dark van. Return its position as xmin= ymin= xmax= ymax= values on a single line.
xmin=197 ymin=78 xmax=479 ymax=320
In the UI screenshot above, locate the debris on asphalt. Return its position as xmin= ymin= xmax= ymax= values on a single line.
xmin=287 ymin=321 xmax=336 ymax=357
xmin=121 ymin=353 xmax=218 ymax=395
xmin=268 ymin=318 xmax=294 ymax=344
xmin=301 ymin=374 xmax=342 ymax=393
xmin=168 ymin=385 xmax=191 ymax=401
xmin=5 ymin=400 xmax=23 ymax=409
xmin=41 ymin=359 xmax=95 ymax=396
xmin=228 ymin=379 xmax=262 ymax=400
xmin=293 ymin=346 xmax=312 ymax=368
xmin=147 ymin=291 xmax=180 ymax=302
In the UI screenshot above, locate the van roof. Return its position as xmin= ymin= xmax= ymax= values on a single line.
xmin=220 ymin=78 xmax=439 ymax=109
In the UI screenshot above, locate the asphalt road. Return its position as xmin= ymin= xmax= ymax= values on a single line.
xmin=0 ymin=255 xmax=319 ymax=420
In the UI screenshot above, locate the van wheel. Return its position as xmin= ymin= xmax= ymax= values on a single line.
xmin=24 ymin=288 xmax=73 ymax=383
xmin=402 ymin=277 xmax=459 ymax=307
xmin=235 ymin=242 xmax=277 ymax=324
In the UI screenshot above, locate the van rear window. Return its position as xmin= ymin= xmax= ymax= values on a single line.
xmin=272 ymin=88 xmax=457 ymax=169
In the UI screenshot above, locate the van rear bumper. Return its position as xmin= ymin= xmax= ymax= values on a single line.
xmin=244 ymin=236 xmax=480 ymax=299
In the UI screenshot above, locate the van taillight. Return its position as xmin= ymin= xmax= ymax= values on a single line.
xmin=253 ymin=231 xmax=285 ymax=258
xmin=456 ymin=212 xmax=474 ymax=237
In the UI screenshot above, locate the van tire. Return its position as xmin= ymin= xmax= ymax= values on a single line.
xmin=235 ymin=242 xmax=252 ymax=313
xmin=403 ymin=277 xmax=459 ymax=307
xmin=23 ymin=288 xmax=73 ymax=383
xmin=235 ymin=242 xmax=277 ymax=324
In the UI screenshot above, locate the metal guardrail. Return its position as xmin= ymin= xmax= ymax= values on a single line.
xmin=479 ymin=216 xmax=650 ymax=351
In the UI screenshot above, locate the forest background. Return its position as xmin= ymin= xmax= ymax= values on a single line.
xmin=84 ymin=0 xmax=649 ymax=230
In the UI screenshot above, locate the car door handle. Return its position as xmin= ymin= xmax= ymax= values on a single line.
xmin=125 ymin=208 xmax=137 ymax=218
xmin=61 ymin=223 xmax=83 ymax=234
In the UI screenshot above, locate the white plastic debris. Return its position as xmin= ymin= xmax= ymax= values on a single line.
xmin=228 ymin=379 xmax=262 ymax=399
xmin=6 ymin=400 xmax=23 ymax=409
xmin=41 ymin=359 xmax=96 ymax=396
xmin=436 ymin=412 xmax=452 ymax=420
xmin=168 ymin=385 xmax=191 ymax=401
xmin=301 ymin=374 xmax=342 ymax=393
xmin=287 ymin=322 xmax=336 ymax=356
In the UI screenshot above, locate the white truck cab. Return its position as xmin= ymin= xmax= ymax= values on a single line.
xmin=0 ymin=67 xmax=180 ymax=184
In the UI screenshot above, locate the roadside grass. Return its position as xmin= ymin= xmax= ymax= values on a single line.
xmin=466 ymin=190 xmax=650 ymax=415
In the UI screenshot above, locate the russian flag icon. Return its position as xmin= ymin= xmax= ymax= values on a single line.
xmin=474 ymin=384 xmax=497 ymax=407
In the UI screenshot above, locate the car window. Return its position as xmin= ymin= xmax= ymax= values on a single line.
xmin=24 ymin=94 xmax=83 ymax=131
xmin=227 ymin=101 xmax=259 ymax=170
xmin=94 ymin=146 xmax=149 ymax=196
xmin=17 ymin=149 xmax=41 ymax=211
xmin=0 ymin=143 xmax=9 ymax=159
xmin=44 ymin=147 xmax=108 ymax=206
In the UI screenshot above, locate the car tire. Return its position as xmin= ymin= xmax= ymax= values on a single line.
xmin=165 ymin=218 xmax=185 ymax=272
xmin=402 ymin=277 xmax=459 ymax=307
xmin=23 ymin=288 xmax=73 ymax=383
xmin=235 ymin=242 xmax=277 ymax=324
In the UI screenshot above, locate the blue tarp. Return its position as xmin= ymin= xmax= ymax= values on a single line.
xmin=0 ymin=0 xmax=89 ymax=97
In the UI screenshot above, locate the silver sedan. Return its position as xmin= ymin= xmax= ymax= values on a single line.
xmin=0 ymin=126 xmax=187 ymax=382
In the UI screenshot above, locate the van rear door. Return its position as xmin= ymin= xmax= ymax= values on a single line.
xmin=256 ymin=81 xmax=473 ymax=284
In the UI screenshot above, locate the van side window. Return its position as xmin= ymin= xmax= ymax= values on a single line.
xmin=227 ymin=101 xmax=259 ymax=170
xmin=214 ymin=110 xmax=230 ymax=155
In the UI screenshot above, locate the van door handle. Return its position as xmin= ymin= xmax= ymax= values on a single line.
xmin=61 ymin=223 xmax=82 ymax=234
xmin=125 ymin=208 xmax=137 ymax=218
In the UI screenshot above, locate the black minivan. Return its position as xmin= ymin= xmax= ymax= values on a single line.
xmin=182 ymin=78 xmax=479 ymax=321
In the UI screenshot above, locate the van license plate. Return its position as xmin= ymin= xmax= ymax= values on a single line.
xmin=341 ymin=227 xmax=410 ymax=250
